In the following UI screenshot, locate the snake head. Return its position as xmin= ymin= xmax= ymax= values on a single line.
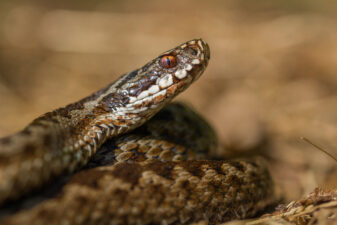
xmin=96 ymin=39 xmax=210 ymax=128
xmin=121 ymin=39 xmax=209 ymax=105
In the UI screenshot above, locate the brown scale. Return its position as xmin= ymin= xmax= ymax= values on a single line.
xmin=0 ymin=103 xmax=275 ymax=225
xmin=1 ymin=159 xmax=274 ymax=225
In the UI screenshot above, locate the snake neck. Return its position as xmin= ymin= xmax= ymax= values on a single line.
xmin=0 ymin=76 xmax=170 ymax=171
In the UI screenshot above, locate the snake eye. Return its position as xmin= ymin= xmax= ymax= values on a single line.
xmin=160 ymin=55 xmax=177 ymax=68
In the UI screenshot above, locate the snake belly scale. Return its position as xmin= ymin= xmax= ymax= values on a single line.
xmin=0 ymin=39 xmax=275 ymax=224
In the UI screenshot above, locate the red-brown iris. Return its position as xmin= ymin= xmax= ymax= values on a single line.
xmin=160 ymin=55 xmax=177 ymax=68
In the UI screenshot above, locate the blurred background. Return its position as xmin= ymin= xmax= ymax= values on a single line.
xmin=0 ymin=0 xmax=336 ymax=202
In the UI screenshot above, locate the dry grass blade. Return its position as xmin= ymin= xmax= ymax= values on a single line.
xmin=301 ymin=137 xmax=337 ymax=163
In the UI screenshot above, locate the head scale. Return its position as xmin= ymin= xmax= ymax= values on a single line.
xmin=96 ymin=39 xmax=210 ymax=128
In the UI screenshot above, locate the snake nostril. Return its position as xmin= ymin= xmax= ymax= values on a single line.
xmin=187 ymin=46 xmax=199 ymax=56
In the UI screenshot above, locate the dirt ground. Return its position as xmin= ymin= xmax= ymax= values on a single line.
xmin=0 ymin=0 xmax=336 ymax=210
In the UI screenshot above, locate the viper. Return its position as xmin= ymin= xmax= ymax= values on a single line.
xmin=0 ymin=39 xmax=274 ymax=224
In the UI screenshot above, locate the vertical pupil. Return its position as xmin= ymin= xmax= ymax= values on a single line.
xmin=160 ymin=55 xmax=176 ymax=68
xmin=166 ymin=57 xmax=171 ymax=66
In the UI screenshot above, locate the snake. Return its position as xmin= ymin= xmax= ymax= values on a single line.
xmin=0 ymin=39 xmax=275 ymax=224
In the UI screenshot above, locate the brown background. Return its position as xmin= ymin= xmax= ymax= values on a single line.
xmin=0 ymin=0 xmax=337 ymax=202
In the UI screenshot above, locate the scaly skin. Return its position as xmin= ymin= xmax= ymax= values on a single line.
xmin=0 ymin=40 xmax=275 ymax=224
xmin=0 ymin=39 xmax=210 ymax=203
xmin=1 ymin=103 xmax=275 ymax=225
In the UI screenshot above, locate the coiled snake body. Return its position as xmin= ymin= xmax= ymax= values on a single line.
xmin=0 ymin=39 xmax=274 ymax=224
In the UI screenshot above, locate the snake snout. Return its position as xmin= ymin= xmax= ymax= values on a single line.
xmin=179 ymin=39 xmax=210 ymax=81
xmin=184 ymin=39 xmax=210 ymax=62
xmin=201 ymin=40 xmax=211 ymax=62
